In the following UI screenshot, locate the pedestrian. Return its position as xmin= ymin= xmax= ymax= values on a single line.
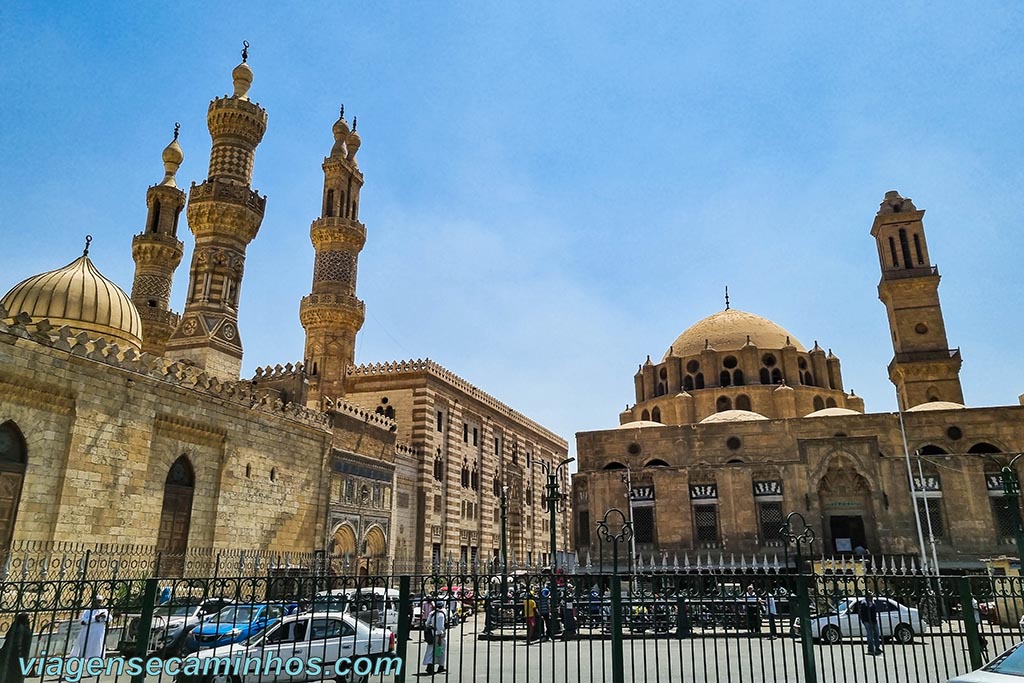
xmin=69 ymin=595 xmax=108 ymax=660
xmin=765 ymin=592 xmax=778 ymax=640
xmin=421 ymin=595 xmax=435 ymax=643
xmin=482 ymin=590 xmax=495 ymax=635
xmin=561 ymin=584 xmax=577 ymax=641
xmin=537 ymin=587 xmax=551 ymax=641
xmin=422 ymin=601 xmax=447 ymax=675
xmin=744 ymin=585 xmax=761 ymax=635
xmin=857 ymin=592 xmax=882 ymax=656
xmin=0 ymin=613 xmax=33 ymax=683
xmin=523 ymin=592 xmax=538 ymax=643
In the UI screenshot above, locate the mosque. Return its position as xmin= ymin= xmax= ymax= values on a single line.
xmin=573 ymin=191 xmax=1024 ymax=570
xmin=0 ymin=49 xmax=568 ymax=575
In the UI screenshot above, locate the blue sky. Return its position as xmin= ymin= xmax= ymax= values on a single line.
xmin=2 ymin=2 xmax=1023 ymax=453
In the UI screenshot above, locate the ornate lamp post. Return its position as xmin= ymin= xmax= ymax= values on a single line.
xmin=779 ymin=511 xmax=815 ymax=571
xmin=596 ymin=508 xmax=632 ymax=683
xmin=544 ymin=457 xmax=575 ymax=571
xmin=500 ymin=485 xmax=509 ymax=578
xmin=1001 ymin=453 xmax=1024 ymax=568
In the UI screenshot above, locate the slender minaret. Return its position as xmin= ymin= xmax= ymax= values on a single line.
xmin=300 ymin=106 xmax=366 ymax=405
xmin=871 ymin=190 xmax=964 ymax=409
xmin=165 ymin=43 xmax=268 ymax=379
xmin=130 ymin=124 xmax=186 ymax=356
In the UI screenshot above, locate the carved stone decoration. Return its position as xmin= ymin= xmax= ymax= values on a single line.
xmin=818 ymin=467 xmax=870 ymax=494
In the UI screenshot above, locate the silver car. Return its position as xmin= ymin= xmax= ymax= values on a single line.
xmin=948 ymin=641 xmax=1024 ymax=682
xmin=805 ymin=596 xmax=926 ymax=645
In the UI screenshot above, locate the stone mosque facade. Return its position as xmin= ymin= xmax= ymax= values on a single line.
xmin=574 ymin=191 xmax=1024 ymax=570
xmin=0 ymin=51 xmax=568 ymax=574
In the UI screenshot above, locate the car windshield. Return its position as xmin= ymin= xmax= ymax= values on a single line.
xmin=154 ymin=604 xmax=193 ymax=618
xmin=210 ymin=606 xmax=260 ymax=623
xmin=987 ymin=643 xmax=1024 ymax=675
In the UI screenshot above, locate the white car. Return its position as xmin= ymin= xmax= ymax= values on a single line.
xmin=313 ymin=587 xmax=402 ymax=633
xmin=947 ymin=640 xmax=1024 ymax=681
xmin=182 ymin=611 xmax=395 ymax=683
xmin=805 ymin=597 xmax=926 ymax=645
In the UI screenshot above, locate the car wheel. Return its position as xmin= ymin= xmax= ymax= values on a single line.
xmin=893 ymin=624 xmax=914 ymax=644
xmin=821 ymin=625 xmax=841 ymax=645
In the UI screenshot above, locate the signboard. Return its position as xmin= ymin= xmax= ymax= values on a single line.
xmin=835 ymin=538 xmax=853 ymax=552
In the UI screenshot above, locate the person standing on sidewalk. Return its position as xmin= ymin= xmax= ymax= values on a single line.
xmin=537 ymin=586 xmax=552 ymax=641
xmin=561 ymin=584 xmax=578 ymax=641
xmin=524 ymin=592 xmax=538 ymax=644
xmin=857 ymin=592 xmax=882 ymax=656
xmin=765 ymin=592 xmax=778 ymax=640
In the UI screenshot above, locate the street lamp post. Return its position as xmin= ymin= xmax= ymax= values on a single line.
xmin=543 ymin=457 xmax=574 ymax=639
xmin=500 ymin=485 xmax=509 ymax=578
xmin=1001 ymin=454 xmax=1024 ymax=569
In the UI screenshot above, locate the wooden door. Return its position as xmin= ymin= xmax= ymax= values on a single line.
xmin=156 ymin=457 xmax=194 ymax=576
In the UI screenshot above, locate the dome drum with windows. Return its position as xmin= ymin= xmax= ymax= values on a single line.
xmin=623 ymin=307 xmax=864 ymax=426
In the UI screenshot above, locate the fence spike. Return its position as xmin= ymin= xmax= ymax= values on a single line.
xmin=675 ymin=553 xmax=682 ymax=570
xmin=899 ymin=556 xmax=907 ymax=574
xmin=718 ymin=553 xmax=725 ymax=569
xmin=740 ymin=554 xmax=747 ymax=571
xmin=585 ymin=551 xmax=592 ymax=569
xmin=773 ymin=554 xmax=780 ymax=572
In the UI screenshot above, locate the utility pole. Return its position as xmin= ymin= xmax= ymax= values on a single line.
xmin=895 ymin=392 xmax=929 ymax=574
xmin=915 ymin=453 xmax=941 ymax=575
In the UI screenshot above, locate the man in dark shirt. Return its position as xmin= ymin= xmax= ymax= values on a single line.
xmin=857 ymin=592 xmax=882 ymax=656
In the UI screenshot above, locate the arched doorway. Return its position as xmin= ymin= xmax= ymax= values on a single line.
xmin=330 ymin=524 xmax=357 ymax=575
xmin=156 ymin=456 xmax=194 ymax=575
xmin=0 ymin=422 xmax=27 ymax=557
xmin=362 ymin=525 xmax=387 ymax=575
xmin=818 ymin=464 xmax=876 ymax=555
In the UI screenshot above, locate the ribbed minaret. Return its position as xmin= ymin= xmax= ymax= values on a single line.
xmin=165 ymin=44 xmax=268 ymax=380
xmin=300 ymin=107 xmax=366 ymax=405
xmin=130 ymin=125 xmax=186 ymax=356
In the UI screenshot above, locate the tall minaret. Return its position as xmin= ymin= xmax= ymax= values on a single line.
xmin=300 ymin=107 xmax=366 ymax=405
xmin=130 ymin=125 xmax=186 ymax=356
xmin=165 ymin=43 xmax=268 ymax=379
xmin=871 ymin=190 xmax=964 ymax=409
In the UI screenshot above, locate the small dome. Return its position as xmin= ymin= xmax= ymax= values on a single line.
xmin=1 ymin=247 xmax=143 ymax=351
xmin=906 ymin=401 xmax=966 ymax=412
xmin=699 ymin=409 xmax=768 ymax=424
xmin=616 ymin=420 xmax=663 ymax=429
xmin=805 ymin=407 xmax=861 ymax=418
xmin=664 ymin=308 xmax=805 ymax=360
xmin=232 ymin=61 xmax=253 ymax=100
xmin=160 ymin=125 xmax=184 ymax=187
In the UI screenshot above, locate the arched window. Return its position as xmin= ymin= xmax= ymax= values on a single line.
xmin=695 ymin=373 xmax=705 ymax=389
xmin=969 ymin=443 xmax=1001 ymax=455
xmin=720 ymin=371 xmax=731 ymax=387
xmin=384 ymin=406 xmax=395 ymax=419
xmin=325 ymin=189 xmax=335 ymax=217
xmin=651 ymin=407 xmax=662 ymax=423
xmin=825 ymin=397 xmax=837 ymax=408
xmin=771 ymin=368 xmax=783 ymax=384
xmin=736 ymin=395 xmax=752 ymax=411
xmin=149 ymin=201 xmax=162 ymax=234
xmin=813 ymin=396 xmax=825 ymax=411
xmin=157 ymin=455 xmax=195 ymax=576
xmin=913 ymin=233 xmax=924 ymax=265
xmin=803 ymin=371 xmax=815 ymax=386
xmin=656 ymin=382 xmax=666 ymax=397
xmin=716 ymin=396 xmax=732 ymax=412
xmin=645 ymin=459 xmax=670 ymax=468
xmin=733 ymin=369 xmax=745 ymax=386
xmin=640 ymin=409 xmax=651 ymax=421
xmin=918 ymin=445 xmax=948 ymax=455
xmin=684 ymin=376 xmax=694 ymax=391
xmin=0 ymin=422 xmax=27 ymax=557
xmin=603 ymin=462 xmax=626 ymax=471
xmin=898 ymin=228 xmax=913 ymax=270
xmin=759 ymin=368 xmax=770 ymax=384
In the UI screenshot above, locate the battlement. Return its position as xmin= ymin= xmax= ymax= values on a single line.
xmin=348 ymin=358 xmax=566 ymax=448
xmin=319 ymin=394 xmax=397 ymax=430
xmin=0 ymin=306 xmax=332 ymax=430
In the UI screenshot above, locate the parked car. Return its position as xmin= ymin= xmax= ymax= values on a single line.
xmin=179 ymin=611 xmax=395 ymax=683
xmin=802 ymin=597 xmax=927 ymax=644
xmin=183 ymin=603 xmax=293 ymax=653
xmin=313 ymin=588 xmax=401 ymax=633
xmin=120 ymin=598 xmax=235 ymax=656
xmin=947 ymin=640 xmax=1024 ymax=681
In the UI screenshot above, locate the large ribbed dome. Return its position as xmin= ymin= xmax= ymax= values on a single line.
xmin=664 ymin=308 xmax=805 ymax=360
xmin=1 ymin=251 xmax=143 ymax=351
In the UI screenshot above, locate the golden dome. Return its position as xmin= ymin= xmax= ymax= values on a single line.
xmin=1 ymin=244 xmax=143 ymax=351
xmin=664 ymin=308 xmax=805 ymax=360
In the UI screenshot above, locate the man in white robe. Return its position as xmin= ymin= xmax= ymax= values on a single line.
xmin=421 ymin=601 xmax=447 ymax=675
xmin=69 ymin=596 xmax=108 ymax=661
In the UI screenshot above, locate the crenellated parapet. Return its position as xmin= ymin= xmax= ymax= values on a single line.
xmin=0 ymin=305 xmax=334 ymax=429
xmin=348 ymin=358 xmax=565 ymax=445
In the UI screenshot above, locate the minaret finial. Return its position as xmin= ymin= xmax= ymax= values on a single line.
xmin=241 ymin=40 xmax=249 ymax=63
xmin=340 ymin=104 xmax=345 ymax=119
xmin=352 ymin=116 xmax=357 ymax=132
xmin=725 ymin=286 xmax=730 ymax=310
xmin=173 ymin=122 xmax=180 ymax=141
xmin=83 ymin=235 xmax=93 ymax=256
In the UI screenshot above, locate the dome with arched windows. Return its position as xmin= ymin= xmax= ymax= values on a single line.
xmin=663 ymin=308 xmax=805 ymax=360
xmin=1 ymin=248 xmax=143 ymax=351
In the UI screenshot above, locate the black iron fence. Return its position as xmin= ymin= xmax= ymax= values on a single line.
xmin=0 ymin=560 xmax=1019 ymax=683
